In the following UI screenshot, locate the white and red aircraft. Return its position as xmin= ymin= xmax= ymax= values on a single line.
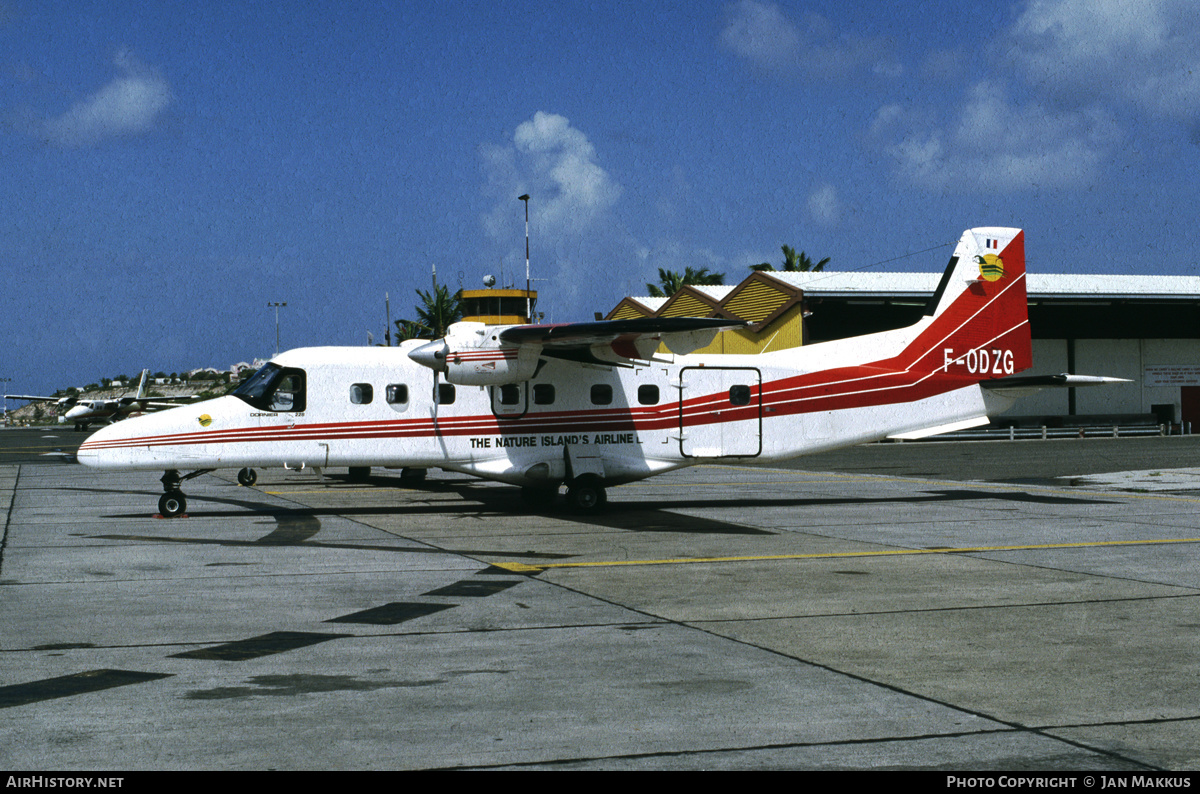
xmin=78 ymin=227 xmax=1107 ymax=517
xmin=9 ymin=370 xmax=198 ymax=431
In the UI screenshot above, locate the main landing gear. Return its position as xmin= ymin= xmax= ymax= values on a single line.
xmin=158 ymin=469 xmax=214 ymax=518
xmin=566 ymin=474 xmax=607 ymax=512
xmin=520 ymin=475 xmax=607 ymax=512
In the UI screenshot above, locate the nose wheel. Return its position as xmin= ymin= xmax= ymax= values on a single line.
xmin=157 ymin=469 xmax=214 ymax=518
xmin=237 ymin=467 xmax=258 ymax=486
xmin=158 ymin=491 xmax=187 ymax=518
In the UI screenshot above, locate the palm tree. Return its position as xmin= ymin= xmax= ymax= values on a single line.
xmin=394 ymin=284 xmax=463 ymax=341
xmin=645 ymin=266 xmax=725 ymax=298
xmin=751 ymin=244 xmax=830 ymax=273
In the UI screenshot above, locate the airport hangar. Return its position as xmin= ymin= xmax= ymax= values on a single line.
xmin=605 ymin=270 xmax=1200 ymax=432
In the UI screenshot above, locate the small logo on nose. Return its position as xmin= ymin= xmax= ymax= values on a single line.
xmin=198 ymin=414 xmax=212 ymax=428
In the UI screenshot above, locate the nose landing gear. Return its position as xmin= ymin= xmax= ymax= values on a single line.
xmin=158 ymin=490 xmax=187 ymax=518
xmin=157 ymin=469 xmax=214 ymax=518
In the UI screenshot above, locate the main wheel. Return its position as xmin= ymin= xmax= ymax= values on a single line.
xmin=566 ymin=476 xmax=606 ymax=512
xmin=237 ymin=467 xmax=257 ymax=486
xmin=348 ymin=466 xmax=370 ymax=482
xmin=399 ymin=467 xmax=427 ymax=483
xmin=158 ymin=491 xmax=187 ymax=518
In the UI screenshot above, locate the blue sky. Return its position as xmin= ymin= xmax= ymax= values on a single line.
xmin=3 ymin=0 xmax=1199 ymax=397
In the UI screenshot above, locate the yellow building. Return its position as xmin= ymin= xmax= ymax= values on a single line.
xmin=460 ymin=288 xmax=538 ymax=325
xmin=605 ymin=272 xmax=808 ymax=354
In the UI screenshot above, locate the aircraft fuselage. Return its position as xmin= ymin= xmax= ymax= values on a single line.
xmin=77 ymin=227 xmax=1033 ymax=514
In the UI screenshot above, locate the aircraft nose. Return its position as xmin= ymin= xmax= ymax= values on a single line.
xmin=75 ymin=421 xmax=124 ymax=468
xmin=408 ymin=340 xmax=449 ymax=372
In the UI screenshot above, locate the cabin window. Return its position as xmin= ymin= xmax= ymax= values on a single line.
xmin=729 ymin=384 xmax=752 ymax=406
xmin=386 ymin=384 xmax=408 ymax=405
xmin=232 ymin=364 xmax=306 ymax=412
xmin=270 ymin=372 xmax=305 ymax=411
xmin=437 ymin=383 xmax=456 ymax=405
xmin=590 ymin=384 xmax=613 ymax=406
xmin=385 ymin=383 xmax=409 ymax=414
xmin=533 ymin=384 xmax=555 ymax=405
xmin=638 ymin=385 xmax=659 ymax=405
xmin=350 ymin=384 xmax=373 ymax=405
xmin=498 ymin=384 xmax=521 ymax=405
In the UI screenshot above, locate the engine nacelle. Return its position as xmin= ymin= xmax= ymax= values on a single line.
xmin=408 ymin=322 xmax=540 ymax=386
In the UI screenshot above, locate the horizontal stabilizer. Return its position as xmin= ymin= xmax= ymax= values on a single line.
xmin=982 ymin=374 xmax=1131 ymax=395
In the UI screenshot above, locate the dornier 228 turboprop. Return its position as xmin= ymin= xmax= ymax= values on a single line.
xmin=78 ymin=228 xmax=1120 ymax=517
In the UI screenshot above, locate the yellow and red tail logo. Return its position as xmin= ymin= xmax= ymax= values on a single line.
xmin=975 ymin=253 xmax=1004 ymax=282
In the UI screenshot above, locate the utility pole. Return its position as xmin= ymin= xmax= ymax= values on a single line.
xmin=267 ymin=301 xmax=287 ymax=357
xmin=519 ymin=193 xmax=531 ymax=321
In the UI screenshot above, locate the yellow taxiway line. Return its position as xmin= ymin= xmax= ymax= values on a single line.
xmin=492 ymin=536 xmax=1200 ymax=574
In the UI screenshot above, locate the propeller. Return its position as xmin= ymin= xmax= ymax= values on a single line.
xmin=409 ymin=339 xmax=449 ymax=409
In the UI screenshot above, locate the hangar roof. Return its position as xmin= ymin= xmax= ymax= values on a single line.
xmin=769 ymin=272 xmax=1200 ymax=341
xmin=759 ymin=272 xmax=1200 ymax=301
xmin=610 ymin=271 xmax=1200 ymax=342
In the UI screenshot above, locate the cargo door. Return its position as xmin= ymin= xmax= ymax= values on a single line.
xmin=679 ymin=367 xmax=761 ymax=457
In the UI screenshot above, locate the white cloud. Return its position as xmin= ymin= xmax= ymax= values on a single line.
xmin=481 ymin=111 xmax=622 ymax=243
xmin=720 ymin=0 xmax=900 ymax=80
xmin=480 ymin=112 xmax=626 ymax=318
xmin=1010 ymin=0 xmax=1200 ymax=118
xmin=720 ymin=0 xmax=802 ymax=72
xmin=42 ymin=50 xmax=171 ymax=147
xmin=807 ymin=184 xmax=840 ymax=226
xmin=875 ymin=81 xmax=1120 ymax=191
xmin=868 ymin=0 xmax=1200 ymax=192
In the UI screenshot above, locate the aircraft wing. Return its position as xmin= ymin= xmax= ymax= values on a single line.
xmin=138 ymin=395 xmax=199 ymax=403
xmin=6 ymin=393 xmax=78 ymax=408
xmin=410 ymin=316 xmax=747 ymax=384
xmin=499 ymin=317 xmax=747 ymax=363
xmin=121 ymin=396 xmax=200 ymax=409
xmin=982 ymin=374 xmax=1131 ymax=396
xmin=5 ymin=394 xmax=61 ymax=402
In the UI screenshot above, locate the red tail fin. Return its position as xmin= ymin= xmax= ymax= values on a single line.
xmin=906 ymin=227 xmax=1031 ymax=380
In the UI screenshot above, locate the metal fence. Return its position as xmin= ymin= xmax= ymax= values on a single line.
xmin=914 ymin=421 xmax=1192 ymax=442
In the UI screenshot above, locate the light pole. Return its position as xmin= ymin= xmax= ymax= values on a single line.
xmin=518 ymin=193 xmax=531 ymax=321
xmin=267 ymin=301 xmax=287 ymax=357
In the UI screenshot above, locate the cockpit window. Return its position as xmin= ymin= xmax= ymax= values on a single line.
xmin=232 ymin=363 xmax=307 ymax=412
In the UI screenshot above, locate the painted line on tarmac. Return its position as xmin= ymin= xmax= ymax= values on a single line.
xmin=640 ymin=466 xmax=1200 ymax=504
xmin=493 ymin=536 xmax=1200 ymax=574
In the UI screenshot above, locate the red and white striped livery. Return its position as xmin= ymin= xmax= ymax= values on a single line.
xmin=79 ymin=228 xmax=1043 ymax=515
